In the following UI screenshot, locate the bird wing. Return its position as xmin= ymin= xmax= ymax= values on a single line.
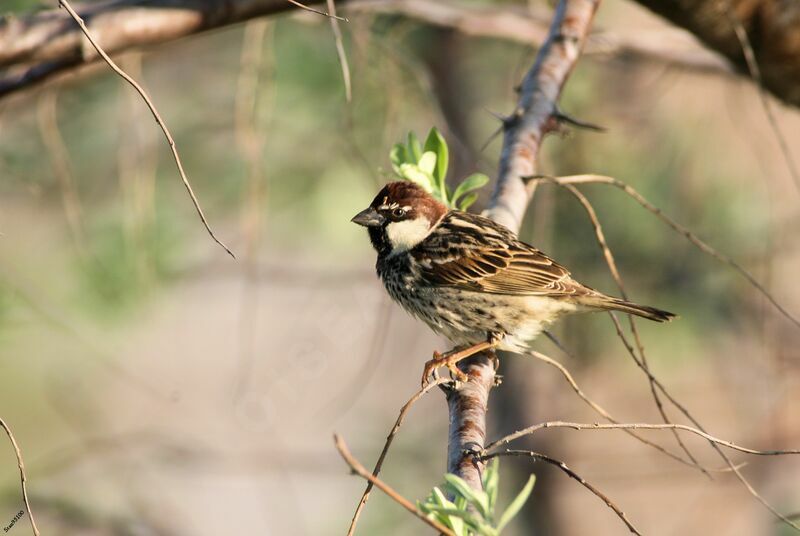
xmin=414 ymin=211 xmax=589 ymax=297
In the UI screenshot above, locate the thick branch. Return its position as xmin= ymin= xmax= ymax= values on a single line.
xmin=632 ymin=0 xmax=800 ymax=107
xmin=0 ymin=0 xmax=735 ymax=100
xmin=447 ymin=0 xmax=600 ymax=493
xmin=0 ymin=0 xmax=314 ymax=98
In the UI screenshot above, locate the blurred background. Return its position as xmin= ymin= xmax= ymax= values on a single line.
xmin=1 ymin=1 xmax=799 ymax=534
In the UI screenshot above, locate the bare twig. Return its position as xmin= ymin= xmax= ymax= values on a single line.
xmin=58 ymin=0 xmax=235 ymax=259
xmin=558 ymin=182 xmax=709 ymax=477
xmin=530 ymin=174 xmax=800 ymax=328
xmin=335 ymin=434 xmax=455 ymax=536
xmin=525 ymin=349 xmax=703 ymax=469
xmin=605 ymin=312 xmax=800 ymax=531
xmin=724 ymin=5 xmax=800 ymax=195
xmin=287 ymin=0 xmax=348 ymax=21
xmin=529 ymin=346 xmax=800 ymax=530
xmin=480 ymin=449 xmax=641 ymax=535
xmin=326 ymin=0 xmax=352 ymax=102
xmin=0 ymin=417 xmax=40 ymax=536
xmin=486 ymin=421 xmax=800 ymax=457
xmin=347 ymin=377 xmax=451 ymax=536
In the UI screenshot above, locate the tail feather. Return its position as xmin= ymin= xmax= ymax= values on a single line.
xmin=582 ymin=295 xmax=676 ymax=323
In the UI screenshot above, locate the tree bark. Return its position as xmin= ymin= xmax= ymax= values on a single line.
xmin=6 ymin=0 xmax=800 ymax=107
xmin=0 ymin=0 xmax=315 ymax=98
xmin=632 ymin=0 xmax=800 ymax=107
xmin=446 ymin=0 xmax=601 ymax=493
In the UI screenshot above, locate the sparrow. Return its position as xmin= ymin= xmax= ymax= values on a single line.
xmin=352 ymin=181 xmax=675 ymax=385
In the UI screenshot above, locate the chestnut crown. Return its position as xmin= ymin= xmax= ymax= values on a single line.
xmin=351 ymin=182 xmax=448 ymax=255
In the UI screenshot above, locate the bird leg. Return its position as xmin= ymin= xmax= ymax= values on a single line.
xmin=421 ymin=337 xmax=500 ymax=387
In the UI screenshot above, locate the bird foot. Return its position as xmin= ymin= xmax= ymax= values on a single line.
xmin=421 ymin=350 xmax=468 ymax=387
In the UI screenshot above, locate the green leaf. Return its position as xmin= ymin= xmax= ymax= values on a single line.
xmin=407 ymin=131 xmax=423 ymax=163
xmin=431 ymin=488 xmax=465 ymax=535
xmin=423 ymin=127 xmax=449 ymax=186
xmin=444 ymin=474 xmax=490 ymax=518
xmin=458 ymin=192 xmax=479 ymax=211
xmin=497 ymin=474 xmax=536 ymax=532
xmin=398 ymin=163 xmax=433 ymax=192
xmin=452 ymin=173 xmax=489 ymax=206
xmin=390 ymin=143 xmax=408 ymax=175
xmin=418 ymin=151 xmax=437 ymax=176
xmin=483 ymin=458 xmax=500 ymax=517
xmin=422 ymin=505 xmax=490 ymax=533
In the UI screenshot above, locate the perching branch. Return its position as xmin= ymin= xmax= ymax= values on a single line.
xmin=445 ymin=0 xmax=601 ymax=497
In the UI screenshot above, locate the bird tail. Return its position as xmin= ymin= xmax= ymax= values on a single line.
xmin=581 ymin=295 xmax=676 ymax=323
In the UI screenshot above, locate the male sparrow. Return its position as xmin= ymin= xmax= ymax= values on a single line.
xmin=352 ymin=181 xmax=674 ymax=384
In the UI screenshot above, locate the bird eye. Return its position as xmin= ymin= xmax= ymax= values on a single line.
xmin=392 ymin=208 xmax=407 ymax=218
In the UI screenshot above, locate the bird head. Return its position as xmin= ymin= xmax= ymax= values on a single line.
xmin=351 ymin=181 xmax=448 ymax=256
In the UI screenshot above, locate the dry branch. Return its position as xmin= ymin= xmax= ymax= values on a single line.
xmin=0 ymin=0 xmax=735 ymax=101
xmin=58 ymin=0 xmax=235 ymax=258
xmin=335 ymin=433 xmax=456 ymax=536
xmin=480 ymin=449 xmax=642 ymax=535
xmin=347 ymin=377 xmax=451 ymax=535
xmin=531 ymin=174 xmax=800 ymax=328
xmin=0 ymin=417 xmax=40 ymax=536
xmin=486 ymin=421 xmax=800 ymax=457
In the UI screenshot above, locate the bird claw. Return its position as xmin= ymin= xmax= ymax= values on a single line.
xmin=421 ymin=350 xmax=468 ymax=387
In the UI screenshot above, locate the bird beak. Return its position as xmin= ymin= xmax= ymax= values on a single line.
xmin=351 ymin=207 xmax=384 ymax=227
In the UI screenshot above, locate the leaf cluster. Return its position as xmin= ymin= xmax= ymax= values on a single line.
xmin=390 ymin=127 xmax=489 ymax=211
xmin=418 ymin=459 xmax=535 ymax=536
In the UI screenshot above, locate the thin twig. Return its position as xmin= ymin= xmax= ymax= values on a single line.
xmin=525 ymin=349 xmax=702 ymax=470
xmin=531 ymin=347 xmax=800 ymax=530
xmin=334 ymin=434 xmax=455 ymax=536
xmin=326 ymin=0 xmax=352 ymax=102
xmin=0 ymin=417 xmax=40 ymax=536
xmin=287 ymin=0 xmax=348 ymax=21
xmin=530 ymin=174 xmax=800 ymax=328
xmin=486 ymin=421 xmax=800 ymax=457
xmin=347 ymin=377 xmax=451 ymax=536
xmin=58 ymin=0 xmax=235 ymax=259
xmin=480 ymin=449 xmax=641 ymax=535
xmin=605 ymin=312 xmax=800 ymax=531
xmin=725 ymin=5 xmax=800 ymax=196
xmin=559 ymin=182 xmax=710 ymax=477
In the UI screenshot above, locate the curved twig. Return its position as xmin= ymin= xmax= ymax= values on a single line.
xmin=486 ymin=421 xmax=800 ymax=457
xmin=480 ymin=449 xmax=641 ymax=535
xmin=530 ymin=174 xmax=800 ymax=329
xmin=58 ymin=0 xmax=235 ymax=259
xmin=347 ymin=377 xmax=451 ymax=535
xmin=335 ymin=434 xmax=455 ymax=536
xmin=0 ymin=417 xmax=40 ymax=536
xmin=559 ymin=182 xmax=710 ymax=477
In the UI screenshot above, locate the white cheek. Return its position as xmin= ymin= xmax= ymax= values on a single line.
xmin=385 ymin=217 xmax=431 ymax=254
